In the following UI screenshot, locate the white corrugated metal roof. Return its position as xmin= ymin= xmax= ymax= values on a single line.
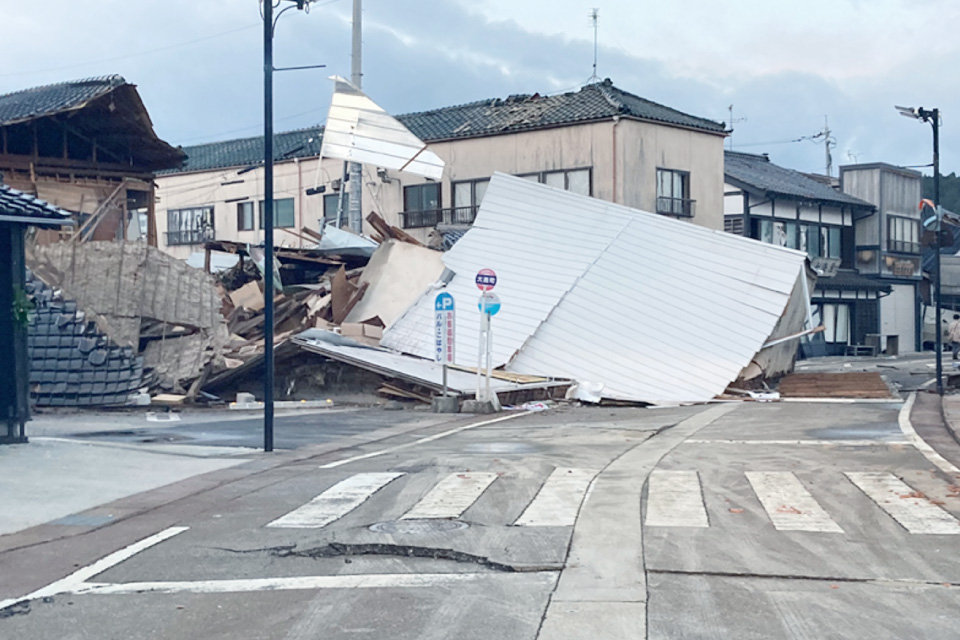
xmin=381 ymin=172 xmax=807 ymax=404
xmin=320 ymin=77 xmax=445 ymax=180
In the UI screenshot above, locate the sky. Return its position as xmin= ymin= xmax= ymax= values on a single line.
xmin=1 ymin=0 xmax=958 ymax=176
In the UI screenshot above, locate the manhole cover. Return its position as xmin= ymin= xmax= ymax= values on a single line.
xmin=369 ymin=519 xmax=469 ymax=534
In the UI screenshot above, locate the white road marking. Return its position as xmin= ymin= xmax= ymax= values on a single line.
xmin=686 ymin=439 xmax=908 ymax=447
xmin=846 ymin=472 xmax=960 ymax=535
xmin=644 ymin=470 xmax=709 ymax=528
xmin=267 ymin=473 xmax=403 ymax=529
xmin=745 ymin=472 xmax=843 ymax=533
xmin=514 ymin=468 xmax=597 ymax=527
xmin=319 ymin=412 xmax=530 ymax=469
xmin=400 ymin=472 xmax=498 ymax=519
xmin=898 ymin=392 xmax=960 ymax=475
xmin=64 ymin=572 xmax=559 ymax=596
xmin=0 ymin=526 xmax=189 ymax=610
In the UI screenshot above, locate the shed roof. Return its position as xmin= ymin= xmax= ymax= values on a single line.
xmin=165 ymin=79 xmax=725 ymax=175
xmin=814 ymin=270 xmax=891 ymax=293
xmin=381 ymin=172 xmax=808 ymax=405
xmin=0 ymin=185 xmax=72 ymax=226
xmin=725 ymin=151 xmax=873 ymax=208
xmin=0 ymin=75 xmax=184 ymax=171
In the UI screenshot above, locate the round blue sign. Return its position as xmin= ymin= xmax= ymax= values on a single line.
xmin=478 ymin=292 xmax=501 ymax=316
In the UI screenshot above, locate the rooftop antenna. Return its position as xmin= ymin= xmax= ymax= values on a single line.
xmin=727 ymin=104 xmax=746 ymax=151
xmin=588 ymin=8 xmax=600 ymax=83
xmin=822 ymin=115 xmax=836 ymax=177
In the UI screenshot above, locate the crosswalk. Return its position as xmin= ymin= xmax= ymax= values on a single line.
xmin=262 ymin=467 xmax=960 ymax=536
xmin=644 ymin=469 xmax=960 ymax=535
xmin=267 ymin=468 xmax=598 ymax=530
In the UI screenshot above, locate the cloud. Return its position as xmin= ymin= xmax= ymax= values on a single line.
xmin=0 ymin=0 xmax=956 ymax=175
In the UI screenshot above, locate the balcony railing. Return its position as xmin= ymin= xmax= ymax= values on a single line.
xmin=656 ymin=196 xmax=696 ymax=218
xmin=165 ymin=228 xmax=215 ymax=246
xmin=401 ymin=205 xmax=479 ymax=229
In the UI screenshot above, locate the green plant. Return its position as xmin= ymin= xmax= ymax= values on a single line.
xmin=11 ymin=285 xmax=33 ymax=330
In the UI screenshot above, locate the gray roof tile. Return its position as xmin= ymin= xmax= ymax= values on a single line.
xmin=0 ymin=75 xmax=127 ymax=125
xmin=725 ymin=151 xmax=873 ymax=208
xmin=0 ymin=185 xmax=72 ymax=226
xmin=167 ymin=79 xmax=725 ymax=175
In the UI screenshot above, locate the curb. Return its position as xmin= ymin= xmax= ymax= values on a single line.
xmin=938 ymin=395 xmax=960 ymax=449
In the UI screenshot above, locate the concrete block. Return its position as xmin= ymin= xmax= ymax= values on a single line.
xmin=236 ymin=392 xmax=257 ymax=404
xmin=461 ymin=399 xmax=498 ymax=414
xmin=431 ymin=396 xmax=460 ymax=413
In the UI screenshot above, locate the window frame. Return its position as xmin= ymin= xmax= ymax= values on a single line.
xmin=655 ymin=168 xmax=693 ymax=217
xmin=257 ymin=197 xmax=296 ymax=229
xmin=236 ymin=201 xmax=254 ymax=231
xmin=166 ymin=205 xmax=214 ymax=246
xmin=887 ymin=215 xmax=920 ymax=254
xmin=322 ymin=192 xmax=349 ymax=227
xmin=514 ymin=167 xmax=593 ymax=196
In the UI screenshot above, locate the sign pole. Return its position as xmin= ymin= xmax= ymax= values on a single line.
xmin=442 ymin=363 xmax=448 ymax=398
xmin=476 ymin=296 xmax=486 ymax=401
xmin=485 ymin=312 xmax=493 ymax=402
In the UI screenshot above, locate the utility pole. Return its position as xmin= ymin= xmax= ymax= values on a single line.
xmin=823 ymin=115 xmax=834 ymax=178
xmin=588 ymin=8 xmax=599 ymax=83
xmin=263 ymin=0 xmax=276 ymax=452
xmin=347 ymin=0 xmax=363 ymax=234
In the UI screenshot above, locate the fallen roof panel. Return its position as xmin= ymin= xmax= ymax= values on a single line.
xmin=382 ymin=172 xmax=809 ymax=405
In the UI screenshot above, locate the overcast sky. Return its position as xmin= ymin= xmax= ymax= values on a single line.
xmin=2 ymin=0 xmax=958 ymax=176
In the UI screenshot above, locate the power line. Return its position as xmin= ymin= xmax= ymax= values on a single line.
xmin=0 ymin=24 xmax=261 ymax=79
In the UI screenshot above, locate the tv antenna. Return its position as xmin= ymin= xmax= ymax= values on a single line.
xmin=588 ymin=8 xmax=600 ymax=83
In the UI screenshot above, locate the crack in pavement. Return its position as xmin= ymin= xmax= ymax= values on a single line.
xmin=647 ymin=567 xmax=960 ymax=588
xmin=213 ymin=542 xmax=563 ymax=574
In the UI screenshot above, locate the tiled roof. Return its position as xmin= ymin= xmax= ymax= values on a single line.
xmin=725 ymin=151 xmax=873 ymax=208
xmin=0 ymin=185 xmax=72 ymax=226
xmin=399 ymin=79 xmax=726 ymax=142
xmin=815 ymin=269 xmax=891 ymax=292
xmin=165 ymin=79 xmax=725 ymax=175
xmin=0 ymin=75 xmax=127 ymax=126
xmin=162 ymin=126 xmax=325 ymax=175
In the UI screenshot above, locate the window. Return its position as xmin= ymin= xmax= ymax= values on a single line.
xmin=887 ymin=216 xmax=919 ymax=254
xmin=257 ymin=198 xmax=295 ymax=228
xmin=656 ymin=168 xmax=693 ymax=217
xmin=401 ymin=183 xmax=442 ymax=229
xmin=759 ymin=221 xmax=840 ymax=259
xmin=237 ymin=202 xmax=254 ymax=231
xmin=323 ymin=192 xmax=349 ymax=226
xmin=403 ymin=183 xmax=441 ymax=212
xmin=452 ymin=178 xmax=489 ymax=225
xmin=515 ymin=168 xmax=591 ymax=196
xmin=166 ymin=206 xmax=214 ymax=246
xmin=819 ymin=303 xmax=851 ymax=344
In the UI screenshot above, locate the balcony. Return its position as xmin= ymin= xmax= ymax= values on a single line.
xmin=165 ymin=228 xmax=215 ymax=246
xmin=400 ymin=205 xmax=479 ymax=229
xmin=656 ymin=196 xmax=696 ymax=218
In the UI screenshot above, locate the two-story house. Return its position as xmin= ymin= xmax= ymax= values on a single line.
xmin=154 ymin=79 xmax=727 ymax=259
xmin=0 ymin=75 xmax=183 ymax=245
xmin=840 ymin=163 xmax=923 ymax=352
xmin=723 ymin=151 xmax=890 ymax=356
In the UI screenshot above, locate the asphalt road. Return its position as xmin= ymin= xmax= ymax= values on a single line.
xmin=3 ymin=400 xmax=960 ymax=639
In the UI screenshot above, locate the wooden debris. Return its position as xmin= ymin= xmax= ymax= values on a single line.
xmin=778 ymin=372 xmax=895 ymax=399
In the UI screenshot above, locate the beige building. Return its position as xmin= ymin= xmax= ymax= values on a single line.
xmin=155 ymin=79 xmax=727 ymax=259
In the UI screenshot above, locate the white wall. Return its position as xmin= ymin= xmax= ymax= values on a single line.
xmin=880 ymin=283 xmax=917 ymax=353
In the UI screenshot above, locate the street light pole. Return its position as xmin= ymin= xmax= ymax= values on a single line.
xmin=263 ymin=0 xmax=276 ymax=452
xmin=897 ymin=104 xmax=942 ymax=394
xmin=263 ymin=0 xmax=313 ymax=451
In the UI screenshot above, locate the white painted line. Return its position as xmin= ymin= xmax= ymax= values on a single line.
xmin=644 ymin=470 xmax=709 ymax=528
xmin=319 ymin=412 xmax=530 ymax=469
xmin=267 ymin=473 xmax=403 ymax=529
xmin=514 ymin=468 xmax=597 ymax=527
xmin=898 ymin=392 xmax=960 ymax=475
xmin=401 ymin=472 xmax=499 ymax=520
xmin=745 ymin=472 xmax=843 ymax=533
xmin=780 ymin=398 xmax=901 ymax=404
xmin=686 ymin=439 xmax=908 ymax=447
xmin=0 ymin=526 xmax=189 ymax=610
xmin=846 ymin=472 xmax=960 ymax=535
xmin=67 ymin=571 xmax=557 ymax=596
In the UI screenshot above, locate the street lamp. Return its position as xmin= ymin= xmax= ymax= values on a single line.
xmin=896 ymin=105 xmax=941 ymax=394
xmin=262 ymin=0 xmax=315 ymax=451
